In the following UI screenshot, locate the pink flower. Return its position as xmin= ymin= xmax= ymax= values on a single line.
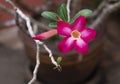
xmin=57 ymin=16 xmax=96 ymax=54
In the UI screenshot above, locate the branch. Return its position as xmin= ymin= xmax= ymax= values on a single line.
xmin=0 ymin=3 xmax=14 ymax=15
xmin=67 ymin=0 xmax=71 ymax=22
xmin=28 ymin=43 xmax=40 ymax=84
xmin=0 ymin=20 xmax=15 ymax=28
xmin=15 ymin=10 xmax=27 ymax=34
xmin=14 ymin=0 xmax=58 ymax=15
xmin=90 ymin=1 xmax=120 ymax=29
xmin=90 ymin=0 xmax=108 ymax=19
xmin=6 ymin=1 xmax=61 ymax=84
xmin=30 ymin=18 xmax=50 ymax=31
xmin=0 ymin=2 xmax=49 ymax=31
xmin=14 ymin=0 xmax=39 ymax=14
xmin=71 ymin=0 xmax=82 ymax=16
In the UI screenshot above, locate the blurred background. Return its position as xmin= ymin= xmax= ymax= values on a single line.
xmin=0 ymin=0 xmax=120 ymax=84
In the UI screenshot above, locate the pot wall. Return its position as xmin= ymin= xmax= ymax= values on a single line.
xmin=18 ymin=25 xmax=105 ymax=84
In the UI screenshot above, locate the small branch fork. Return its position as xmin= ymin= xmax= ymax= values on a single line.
xmin=5 ymin=0 xmax=61 ymax=84
xmin=90 ymin=0 xmax=120 ymax=29
xmin=90 ymin=0 xmax=108 ymax=19
xmin=0 ymin=2 xmax=49 ymax=31
xmin=14 ymin=0 xmax=58 ymax=15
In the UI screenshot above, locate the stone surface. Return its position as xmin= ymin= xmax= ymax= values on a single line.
xmin=0 ymin=46 xmax=27 ymax=84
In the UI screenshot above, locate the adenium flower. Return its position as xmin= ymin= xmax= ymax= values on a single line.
xmin=33 ymin=16 xmax=96 ymax=54
xmin=57 ymin=16 xmax=96 ymax=54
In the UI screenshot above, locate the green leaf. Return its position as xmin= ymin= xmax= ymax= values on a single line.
xmin=57 ymin=57 xmax=62 ymax=64
xmin=48 ymin=22 xmax=57 ymax=28
xmin=57 ymin=3 xmax=68 ymax=22
xmin=70 ymin=9 xmax=92 ymax=24
xmin=41 ymin=11 xmax=58 ymax=21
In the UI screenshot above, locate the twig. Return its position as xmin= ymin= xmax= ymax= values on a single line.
xmin=15 ymin=1 xmax=61 ymax=70
xmin=30 ymin=18 xmax=50 ymax=31
xmin=14 ymin=0 xmax=39 ymax=14
xmin=32 ymin=23 xmax=38 ymax=34
xmin=28 ymin=43 xmax=40 ymax=84
xmin=15 ymin=10 xmax=27 ymax=34
xmin=6 ymin=0 xmax=61 ymax=84
xmin=71 ymin=0 xmax=82 ymax=16
xmin=90 ymin=0 xmax=108 ymax=19
xmin=0 ymin=2 xmax=50 ymax=31
xmin=14 ymin=0 xmax=58 ymax=15
xmin=0 ymin=20 xmax=15 ymax=28
xmin=0 ymin=3 xmax=14 ymax=15
xmin=90 ymin=1 xmax=120 ymax=29
xmin=66 ymin=0 xmax=71 ymax=22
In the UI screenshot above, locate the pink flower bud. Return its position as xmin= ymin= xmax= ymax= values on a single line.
xmin=32 ymin=29 xmax=57 ymax=40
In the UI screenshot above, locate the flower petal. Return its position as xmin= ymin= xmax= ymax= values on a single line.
xmin=58 ymin=37 xmax=75 ymax=53
xmin=81 ymin=28 xmax=96 ymax=42
xmin=57 ymin=21 xmax=72 ymax=36
xmin=72 ymin=16 xmax=86 ymax=31
xmin=32 ymin=29 xmax=57 ymax=40
xmin=75 ymin=39 xmax=88 ymax=54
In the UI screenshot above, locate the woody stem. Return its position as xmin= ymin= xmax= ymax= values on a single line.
xmin=67 ymin=0 xmax=71 ymax=22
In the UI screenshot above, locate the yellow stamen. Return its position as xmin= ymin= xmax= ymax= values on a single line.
xmin=71 ymin=30 xmax=81 ymax=39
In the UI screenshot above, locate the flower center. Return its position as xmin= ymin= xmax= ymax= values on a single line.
xmin=71 ymin=30 xmax=81 ymax=39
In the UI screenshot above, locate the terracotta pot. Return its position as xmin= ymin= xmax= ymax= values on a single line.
xmin=18 ymin=22 xmax=105 ymax=84
xmin=18 ymin=1 xmax=105 ymax=81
